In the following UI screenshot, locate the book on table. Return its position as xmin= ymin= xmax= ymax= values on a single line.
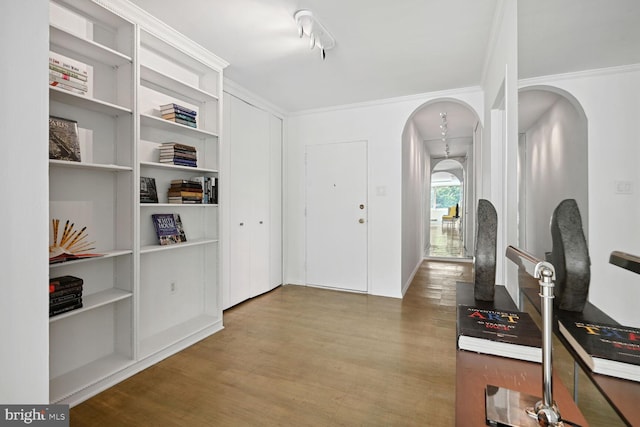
xmin=559 ymin=320 xmax=640 ymax=382
xmin=457 ymin=305 xmax=542 ymax=363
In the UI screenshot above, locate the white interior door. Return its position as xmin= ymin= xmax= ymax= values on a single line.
xmin=228 ymin=95 xmax=269 ymax=306
xmin=306 ymin=141 xmax=368 ymax=292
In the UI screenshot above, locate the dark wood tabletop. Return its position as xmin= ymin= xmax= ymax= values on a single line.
xmin=520 ymin=282 xmax=640 ymax=427
xmin=456 ymin=282 xmax=588 ymax=426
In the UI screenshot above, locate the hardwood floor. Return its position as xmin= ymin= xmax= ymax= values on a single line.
xmin=71 ymin=260 xmax=623 ymax=426
xmin=427 ymin=222 xmax=466 ymax=258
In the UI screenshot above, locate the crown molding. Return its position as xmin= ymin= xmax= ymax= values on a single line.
xmin=290 ymin=85 xmax=483 ymax=117
xmin=223 ymin=78 xmax=286 ymax=119
xmin=519 ymin=63 xmax=640 ymax=88
xmin=94 ymin=0 xmax=229 ymax=71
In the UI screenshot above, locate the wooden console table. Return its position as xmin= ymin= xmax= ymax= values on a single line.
xmin=456 ymin=282 xmax=588 ymax=426
xmin=520 ymin=282 xmax=640 ymax=426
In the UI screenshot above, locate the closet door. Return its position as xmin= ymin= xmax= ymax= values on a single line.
xmin=228 ymin=95 xmax=269 ymax=306
xmin=247 ymin=103 xmax=270 ymax=297
xmin=269 ymin=114 xmax=283 ymax=290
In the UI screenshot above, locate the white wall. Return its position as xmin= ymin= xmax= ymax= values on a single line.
xmin=0 ymin=1 xmax=50 ymax=403
xmin=480 ymin=0 xmax=518 ymax=292
xmin=520 ymin=66 xmax=640 ymax=327
xmin=285 ymin=90 xmax=483 ymax=298
xmin=523 ymin=96 xmax=588 ymax=259
xmin=401 ymin=118 xmax=426 ymax=293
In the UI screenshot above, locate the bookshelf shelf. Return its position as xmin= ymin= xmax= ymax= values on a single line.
xmin=50 ymin=353 xmax=135 ymax=405
xmin=141 ymin=65 xmax=218 ymax=104
xmin=50 ymin=24 xmax=132 ymax=67
xmin=53 ymin=0 xmax=132 ymax=30
xmin=138 ymin=315 xmax=222 ymax=360
xmin=49 ymin=249 xmax=133 ymax=269
xmin=140 ymin=239 xmax=218 ymax=254
xmin=140 ymin=161 xmax=218 ymax=174
xmin=50 ymin=159 xmax=133 ymax=172
xmin=50 ymin=86 xmax=132 ymax=116
xmin=140 ymin=203 xmax=219 ymax=208
xmin=140 ymin=113 xmax=218 ymax=138
xmin=49 ymin=288 xmax=132 ymax=323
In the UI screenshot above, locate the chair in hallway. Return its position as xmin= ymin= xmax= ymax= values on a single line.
xmin=442 ymin=205 xmax=458 ymax=230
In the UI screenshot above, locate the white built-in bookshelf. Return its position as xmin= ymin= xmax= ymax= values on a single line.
xmin=48 ymin=0 xmax=227 ymax=405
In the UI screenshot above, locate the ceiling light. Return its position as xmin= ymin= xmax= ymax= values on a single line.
xmin=294 ymin=9 xmax=335 ymax=60
xmin=440 ymin=112 xmax=449 ymax=158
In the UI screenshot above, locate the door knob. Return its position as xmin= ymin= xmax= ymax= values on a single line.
xmin=239 ymin=222 xmax=244 ymax=226
xmin=359 ymin=218 xmax=365 ymax=224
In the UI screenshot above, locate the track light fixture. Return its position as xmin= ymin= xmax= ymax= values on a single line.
xmin=294 ymin=9 xmax=335 ymax=60
xmin=440 ymin=112 xmax=450 ymax=158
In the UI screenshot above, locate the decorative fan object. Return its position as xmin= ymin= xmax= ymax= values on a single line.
xmin=49 ymin=218 xmax=101 ymax=263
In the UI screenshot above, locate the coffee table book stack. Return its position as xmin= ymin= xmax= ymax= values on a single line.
xmin=559 ymin=320 xmax=640 ymax=382
xmin=457 ymin=305 xmax=542 ymax=363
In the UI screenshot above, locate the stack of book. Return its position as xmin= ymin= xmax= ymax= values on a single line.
xmin=50 ymin=275 xmax=83 ymax=317
xmin=158 ymin=142 xmax=197 ymax=167
xmin=168 ymin=179 xmax=203 ymax=204
xmin=160 ymin=103 xmax=197 ymax=128
xmin=190 ymin=176 xmax=218 ymax=204
xmin=49 ymin=51 xmax=89 ymax=96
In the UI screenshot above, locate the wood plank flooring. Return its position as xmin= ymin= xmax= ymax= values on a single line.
xmin=70 ymin=260 xmax=624 ymax=426
xmin=427 ymin=222 xmax=466 ymax=258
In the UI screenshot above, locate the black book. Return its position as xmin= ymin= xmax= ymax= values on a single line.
xmin=49 ymin=116 xmax=81 ymax=162
xmin=50 ymin=284 xmax=83 ymax=299
xmin=50 ymin=291 xmax=83 ymax=305
xmin=50 ymin=275 xmax=83 ymax=293
xmin=457 ymin=305 xmax=542 ymax=363
xmin=559 ymin=320 xmax=640 ymax=382
xmin=49 ymin=298 xmax=83 ymax=317
xmin=140 ymin=176 xmax=159 ymax=203
xmin=211 ymin=177 xmax=218 ymax=204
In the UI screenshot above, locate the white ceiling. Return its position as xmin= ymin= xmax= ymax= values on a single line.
xmin=127 ymin=0 xmax=640 ymax=157
xmin=127 ymin=0 xmax=498 ymax=112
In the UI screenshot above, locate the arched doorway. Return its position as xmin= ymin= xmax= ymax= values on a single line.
xmin=401 ymin=98 xmax=481 ymax=267
xmin=518 ymin=85 xmax=588 ymax=259
xmin=429 ymin=159 xmax=465 ymax=257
